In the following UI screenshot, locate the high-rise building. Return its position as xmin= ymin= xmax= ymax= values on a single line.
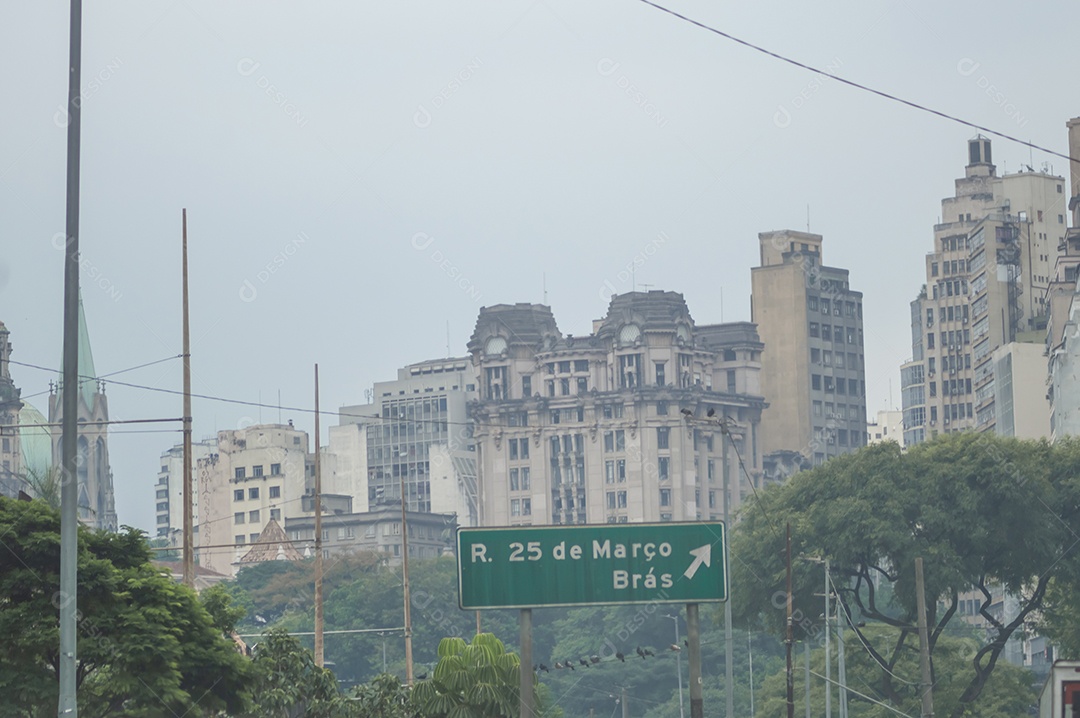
xmin=197 ymin=423 xmax=333 ymax=576
xmin=339 ymin=358 xmax=478 ymax=526
xmin=902 ymin=136 xmax=1066 ymax=444
xmin=468 ymin=292 xmax=765 ymax=526
xmin=47 ymin=298 xmax=117 ymax=531
xmin=1047 ymin=117 xmax=1080 ymax=440
xmin=154 ymin=438 xmax=215 ymax=544
xmin=751 ymin=230 xmax=868 ymax=465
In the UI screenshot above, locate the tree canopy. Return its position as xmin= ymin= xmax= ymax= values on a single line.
xmin=0 ymin=496 xmax=251 ymax=717
xmin=730 ymin=433 xmax=1080 ymax=718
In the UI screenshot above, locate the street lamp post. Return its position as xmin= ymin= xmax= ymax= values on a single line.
xmin=664 ymin=614 xmax=685 ymax=718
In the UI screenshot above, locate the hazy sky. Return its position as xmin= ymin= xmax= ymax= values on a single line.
xmin=1 ymin=0 xmax=1076 ymax=532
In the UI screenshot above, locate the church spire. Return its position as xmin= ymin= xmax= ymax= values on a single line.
xmin=58 ymin=293 xmax=98 ymax=409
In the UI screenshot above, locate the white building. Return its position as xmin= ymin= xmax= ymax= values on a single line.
xmin=154 ymin=438 xmax=215 ymax=545
xmin=866 ymin=410 xmax=904 ymax=447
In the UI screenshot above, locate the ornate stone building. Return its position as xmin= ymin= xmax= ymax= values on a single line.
xmin=468 ymin=291 xmax=766 ymax=526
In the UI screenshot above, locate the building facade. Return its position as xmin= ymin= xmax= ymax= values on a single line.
xmin=1047 ymin=117 xmax=1080 ymax=440
xmin=338 ymin=357 xmax=478 ymax=526
xmin=0 ymin=321 xmax=24 ymax=498
xmin=285 ymin=507 xmax=456 ymax=562
xmin=902 ymin=136 xmax=1067 ymax=445
xmin=154 ymin=438 xmax=216 ymax=544
xmin=197 ymin=423 xmax=321 ymax=576
xmin=468 ymin=293 xmax=766 ymax=527
xmin=751 ymin=230 xmax=868 ymax=465
xmin=866 ymin=409 xmax=904 ymax=447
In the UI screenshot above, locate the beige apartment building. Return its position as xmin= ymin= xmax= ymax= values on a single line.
xmin=902 ymin=136 xmax=1067 ymax=444
xmin=751 ymin=230 xmax=868 ymax=465
xmin=1047 ymin=117 xmax=1080 ymax=440
xmin=468 ymin=292 xmax=766 ymax=527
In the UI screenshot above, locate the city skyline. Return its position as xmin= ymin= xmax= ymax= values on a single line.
xmin=1 ymin=0 xmax=1076 ymax=532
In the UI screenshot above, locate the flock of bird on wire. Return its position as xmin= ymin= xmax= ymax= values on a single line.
xmin=536 ymin=641 xmax=688 ymax=673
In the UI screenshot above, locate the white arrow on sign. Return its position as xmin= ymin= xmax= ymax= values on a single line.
xmin=683 ymin=544 xmax=712 ymax=580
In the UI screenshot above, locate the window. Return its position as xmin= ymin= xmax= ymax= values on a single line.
xmin=727 ymin=370 xmax=736 ymax=393
xmin=511 ymin=499 xmax=521 ymax=516
xmin=248 ymin=487 xmax=259 ymax=500
xmin=823 ymin=350 xmax=832 ymax=366
xmin=617 ymin=459 xmax=626 ymax=482
xmin=657 ymin=427 xmax=670 ymax=449
xmin=235 ymin=535 xmax=245 ymax=545
xmin=657 ymin=401 xmax=668 ymax=415
xmin=659 ymin=488 xmax=671 ymax=507
xmin=607 ymin=491 xmax=617 ymax=509
xmin=811 ymin=348 xmax=821 ymax=363
xmin=521 ymin=375 xmax=532 ymax=397
xmin=927 ymin=333 xmax=935 ymax=349
xmin=655 ymin=362 xmax=666 ymax=386
xmin=234 ymin=512 xmax=245 ymax=525
xmin=522 ymin=498 xmax=531 ymax=516
xmin=235 ymin=467 xmax=246 ymax=479
xmin=606 ymin=461 xmax=615 ymax=484
xmin=560 ymin=378 xmax=570 ymax=395
xmin=510 ymin=468 xmax=520 ymax=491
xmin=234 ymin=489 xmax=244 ymax=502
xmin=248 ymin=510 xmax=260 ymax=523
xmin=813 ymin=400 xmax=822 ymax=416
xmin=271 ymin=463 xmax=281 ymax=475
xmin=270 ymin=508 xmax=280 ymax=521
xmin=269 ymin=485 xmax=280 ymax=499
xmin=821 ymin=299 xmax=830 ymax=315
xmin=604 ymin=432 xmax=614 ymax=452
xmin=808 ymin=296 xmax=819 ymax=311
xmin=577 ymin=377 xmax=588 ymax=394
xmin=824 ymin=377 xmax=835 ymax=393
xmin=658 ymin=457 xmax=670 ymax=481
xmin=812 ymin=374 xmax=821 ymax=391
xmin=575 ymin=360 xmax=589 ymax=372
xmin=809 ymin=322 xmax=820 ymax=338
xmin=252 ymin=465 xmax=264 ymax=478
xmin=615 ymin=430 xmax=625 ymax=451
xmin=618 ymin=490 xmax=627 ymax=508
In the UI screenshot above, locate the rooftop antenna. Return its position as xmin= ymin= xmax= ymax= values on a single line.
xmin=543 ymin=272 xmax=548 ymax=305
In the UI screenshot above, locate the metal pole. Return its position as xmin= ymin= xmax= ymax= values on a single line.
xmin=181 ymin=209 xmax=193 ymax=589
xmin=665 ymin=615 xmax=685 ymax=718
xmin=786 ymin=523 xmax=795 ymax=718
xmin=722 ymin=431 xmax=734 ymax=718
xmin=825 ymin=558 xmax=831 ymax=718
xmin=314 ymin=364 xmax=323 ymax=667
xmin=915 ymin=557 xmax=935 ymax=718
xmin=622 ymin=686 xmax=629 ymax=718
xmin=59 ymin=0 xmax=83 ymax=709
xmin=804 ymin=642 xmax=810 ymax=718
xmin=476 ymin=610 xmax=481 ymax=635
xmin=687 ymin=603 xmax=703 ymax=718
xmin=401 ymin=467 xmax=413 ymax=685
xmin=520 ymin=608 xmax=534 ymax=717
xmin=836 ymin=579 xmax=848 ymax=718
xmin=748 ymin=630 xmax=755 ymax=718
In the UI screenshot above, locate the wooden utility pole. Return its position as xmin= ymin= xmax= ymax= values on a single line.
xmin=915 ymin=557 xmax=935 ymax=718
xmin=520 ymin=608 xmax=534 ymax=717
xmin=402 ymin=467 xmax=413 ymax=684
xmin=182 ymin=209 xmax=194 ymax=589
xmin=786 ymin=523 xmax=795 ymax=718
xmin=314 ymin=364 xmax=323 ymax=666
xmin=687 ymin=604 xmax=703 ymax=718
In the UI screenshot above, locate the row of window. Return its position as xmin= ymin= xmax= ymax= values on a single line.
xmin=808 ymin=323 xmax=863 ymax=345
xmin=234 ymin=485 xmax=281 ymax=501
xmin=807 ymin=296 xmax=862 ymax=319
xmin=810 ymin=348 xmax=863 ymax=369
xmin=811 ymin=375 xmax=864 ymax=396
xmin=929 ymin=379 xmax=972 ymax=398
xmin=234 ymin=464 xmax=282 ymax=480
xmin=812 ymin=401 xmax=862 ymax=421
xmin=926 ymin=329 xmax=971 ymax=350
xmin=931 ymin=259 xmax=969 ymax=277
xmin=234 ymin=508 xmax=281 ymax=525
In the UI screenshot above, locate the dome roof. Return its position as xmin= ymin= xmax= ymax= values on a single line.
xmin=19 ymin=403 xmax=52 ymax=479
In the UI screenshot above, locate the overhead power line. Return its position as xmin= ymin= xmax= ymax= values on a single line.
xmin=637 ymin=0 xmax=1079 ymax=165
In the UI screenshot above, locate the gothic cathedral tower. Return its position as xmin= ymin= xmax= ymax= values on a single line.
xmin=48 ymin=296 xmax=118 ymax=531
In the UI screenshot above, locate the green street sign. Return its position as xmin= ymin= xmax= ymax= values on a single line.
xmin=457 ymin=522 xmax=727 ymax=610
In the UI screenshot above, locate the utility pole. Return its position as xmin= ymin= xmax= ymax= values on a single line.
xmin=721 ymin=425 xmax=734 ymax=718
xmin=181 ymin=209 xmax=193 ymax=589
xmin=59 ymin=0 xmax=84 ymax=709
xmin=664 ymin=614 xmax=685 ymax=718
xmin=401 ymin=460 xmax=413 ymax=685
xmin=687 ymin=604 xmax=703 ymax=718
xmin=786 ymin=523 xmax=795 ymax=718
xmin=836 ymin=578 xmax=848 ymax=718
xmin=520 ymin=609 xmax=534 ymax=717
xmin=804 ymin=642 xmax=810 ymax=718
xmin=915 ymin=557 xmax=935 ymax=718
xmin=825 ymin=558 xmax=831 ymax=718
xmin=313 ymin=364 xmax=323 ymax=666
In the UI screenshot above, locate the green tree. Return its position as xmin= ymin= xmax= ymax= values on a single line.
xmin=244 ymin=628 xmax=351 ymax=718
xmin=348 ymin=673 xmax=418 ymax=718
xmin=752 ymin=628 xmax=1036 ymax=717
xmin=730 ymin=434 xmax=1080 ymax=718
xmin=0 ymin=496 xmax=250 ymax=717
xmin=412 ymin=633 xmax=548 ymax=718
